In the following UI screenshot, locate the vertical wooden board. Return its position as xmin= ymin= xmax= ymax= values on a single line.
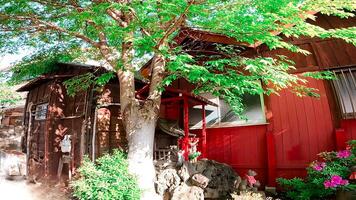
xmin=309 ymin=79 xmax=325 ymax=155
xmin=302 ymin=92 xmax=320 ymax=159
xmin=36 ymin=84 xmax=45 ymax=103
xmin=230 ymin=128 xmax=245 ymax=166
xmin=316 ymin=80 xmax=335 ymax=151
xmin=295 ymin=43 xmax=318 ymax=69
xmin=32 ymin=87 xmax=39 ymax=103
xmin=208 ymin=126 xmax=267 ymax=168
xmin=255 ymin=126 xmax=267 ymax=166
xmin=97 ymin=108 xmax=111 ymax=131
xmin=343 ymin=42 xmax=356 ymax=64
xmin=207 ymin=130 xmax=214 ymax=160
xmin=73 ymin=92 xmax=85 ymax=115
xmin=309 ymin=14 xmax=333 ymax=29
xmin=268 ymin=78 xmax=335 ymax=168
xmin=107 ymin=84 xmax=120 ymax=103
xmin=332 ymin=40 xmax=353 ymax=66
xmin=64 ymin=96 xmax=75 ymax=116
xmin=98 ymin=131 xmax=110 ymax=155
xmin=342 ymin=119 xmax=356 ymax=140
xmin=310 ymin=79 xmax=334 ymax=154
xmin=214 ymin=131 xmax=224 ymax=163
xmin=268 ymin=94 xmax=285 ymax=166
xmin=293 ymin=91 xmax=311 ymax=163
xmin=223 ymin=132 xmax=231 ymax=164
xmin=284 ymin=90 xmax=304 ymax=164
xmin=314 ymin=41 xmax=340 ymax=67
xmin=109 ymin=113 xmax=126 ymax=151
xmin=278 ymin=90 xmax=290 ymax=166
xmin=206 ymin=128 xmax=229 ymax=163
xmin=71 ymin=118 xmax=83 ymax=168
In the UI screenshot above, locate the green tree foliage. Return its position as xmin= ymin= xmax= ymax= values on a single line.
xmin=0 ymin=0 xmax=355 ymax=116
xmin=71 ymin=150 xmax=141 ymax=200
xmin=0 ymin=82 xmax=22 ymax=108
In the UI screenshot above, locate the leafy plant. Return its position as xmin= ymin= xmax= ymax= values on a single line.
xmin=71 ymin=150 xmax=140 ymax=200
xmin=277 ymin=140 xmax=356 ymax=200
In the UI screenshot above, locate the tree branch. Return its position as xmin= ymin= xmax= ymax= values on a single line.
xmin=156 ymin=0 xmax=195 ymax=48
xmin=107 ymin=8 xmax=129 ymax=27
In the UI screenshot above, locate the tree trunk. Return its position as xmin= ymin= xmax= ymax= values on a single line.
xmin=127 ymin=116 xmax=159 ymax=200
xmin=123 ymin=102 xmax=161 ymax=200
xmin=120 ymin=54 xmax=165 ymax=200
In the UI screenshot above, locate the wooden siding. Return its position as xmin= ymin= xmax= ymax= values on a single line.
xmin=24 ymin=78 xmax=127 ymax=177
xmin=25 ymin=80 xmax=53 ymax=177
xmin=193 ymin=125 xmax=268 ymax=185
xmin=260 ymin=14 xmax=356 ymax=73
xmin=193 ymin=78 xmax=338 ymax=185
xmin=341 ymin=119 xmax=356 ymax=140
xmin=267 ymin=78 xmax=336 ymax=179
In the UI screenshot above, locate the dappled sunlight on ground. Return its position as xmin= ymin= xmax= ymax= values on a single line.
xmin=0 ymin=176 xmax=70 ymax=200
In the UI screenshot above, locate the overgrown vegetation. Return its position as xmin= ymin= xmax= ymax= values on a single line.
xmin=71 ymin=150 xmax=140 ymax=200
xmin=277 ymin=140 xmax=356 ymax=200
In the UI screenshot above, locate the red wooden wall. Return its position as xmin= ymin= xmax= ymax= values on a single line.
xmin=200 ymin=125 xmax=268 ymax=184
xmin=267 ymin=79 xmax=335 ymax=180
xmin=341 ymin=119 xmax=356 ymax=141
xmin=197 ymin=79 xmax=339 ymax=186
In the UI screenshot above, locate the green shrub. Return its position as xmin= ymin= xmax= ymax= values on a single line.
xmin=277 ymin=140 xmax=356 ymax=200
xmin=71 ymin=150 xmax=141 ymax=200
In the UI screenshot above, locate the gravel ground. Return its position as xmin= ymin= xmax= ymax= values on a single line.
xmin=0 ymin=175 xmax=70 ymax=200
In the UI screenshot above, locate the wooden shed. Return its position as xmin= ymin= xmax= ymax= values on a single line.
xmin=17 ymin=63 xmax=215 ymax=180
xmin=18 ymin=13 xmax=356 ymax=187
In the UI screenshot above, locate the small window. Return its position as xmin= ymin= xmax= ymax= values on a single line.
xmin=331 ymin=68 xmax=356 ymax=119
xmin=189 ymin=92 xmax=266 ymax=129
xmin=35 ymin=103 xmax=48 ymax=120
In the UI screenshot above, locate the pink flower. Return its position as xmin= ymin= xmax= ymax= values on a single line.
xmin=324 ymin=180 xmax=335 ymax=188
xmin=330 ymin=175 xmax=343 ymax=185
xmin=313 ymin=162 xmax=326 ymax=171
xmin=337 ymin=150 xmax=352 ymax=158
xmin=246 ymin=175 xmax=257 ymax=187
xmin=324 ymin=175 xmax=349 ymax=189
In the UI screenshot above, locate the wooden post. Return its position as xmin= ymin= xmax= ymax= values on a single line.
xmin=183 ymin=96 xmax=189 ymax=160
xmin=201 ymin=104 xmax=207 ymax=158
xmin=266 ymin=131 xmax=277 ymax=187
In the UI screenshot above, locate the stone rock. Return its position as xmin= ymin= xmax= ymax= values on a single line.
xmin=234 ymin=176 xmax=242 ymax=189
xmin=239 ymin=179 xmax=248 ymax=191
xmin=204 ymin=188 xmax=220 ymax=199
xmin=177 ymin=161 xmax=196 ymax=182
xmin=156 ymin=159 xmax=241 ymax=199
xmin=191 ymin=173 xmax=209 ymax=188
xmin=195 ymin=159 xmax=240 ymax=198
xmin=171 ymin=184 xmax=204 ymax=200
xmin=247 ymin=169 xmax=257 ymax=176
xmin=231 ymin=191 xmax=266 ymax=200
xmin=156 ymin=168 xmax=181 ymax=196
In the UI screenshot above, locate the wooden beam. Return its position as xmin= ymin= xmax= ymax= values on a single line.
xmin=135 ymin=84 xmax=149 ymax=97
xmin=201 ymin=104 xmax=207 ymax=158
xmin=183 ymin=96 xmax=189 ymax=160
xmin=161 ymin=97 xmax=184 ymax=103
xmin=266 ymin=131 xmax=277 ymax=187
